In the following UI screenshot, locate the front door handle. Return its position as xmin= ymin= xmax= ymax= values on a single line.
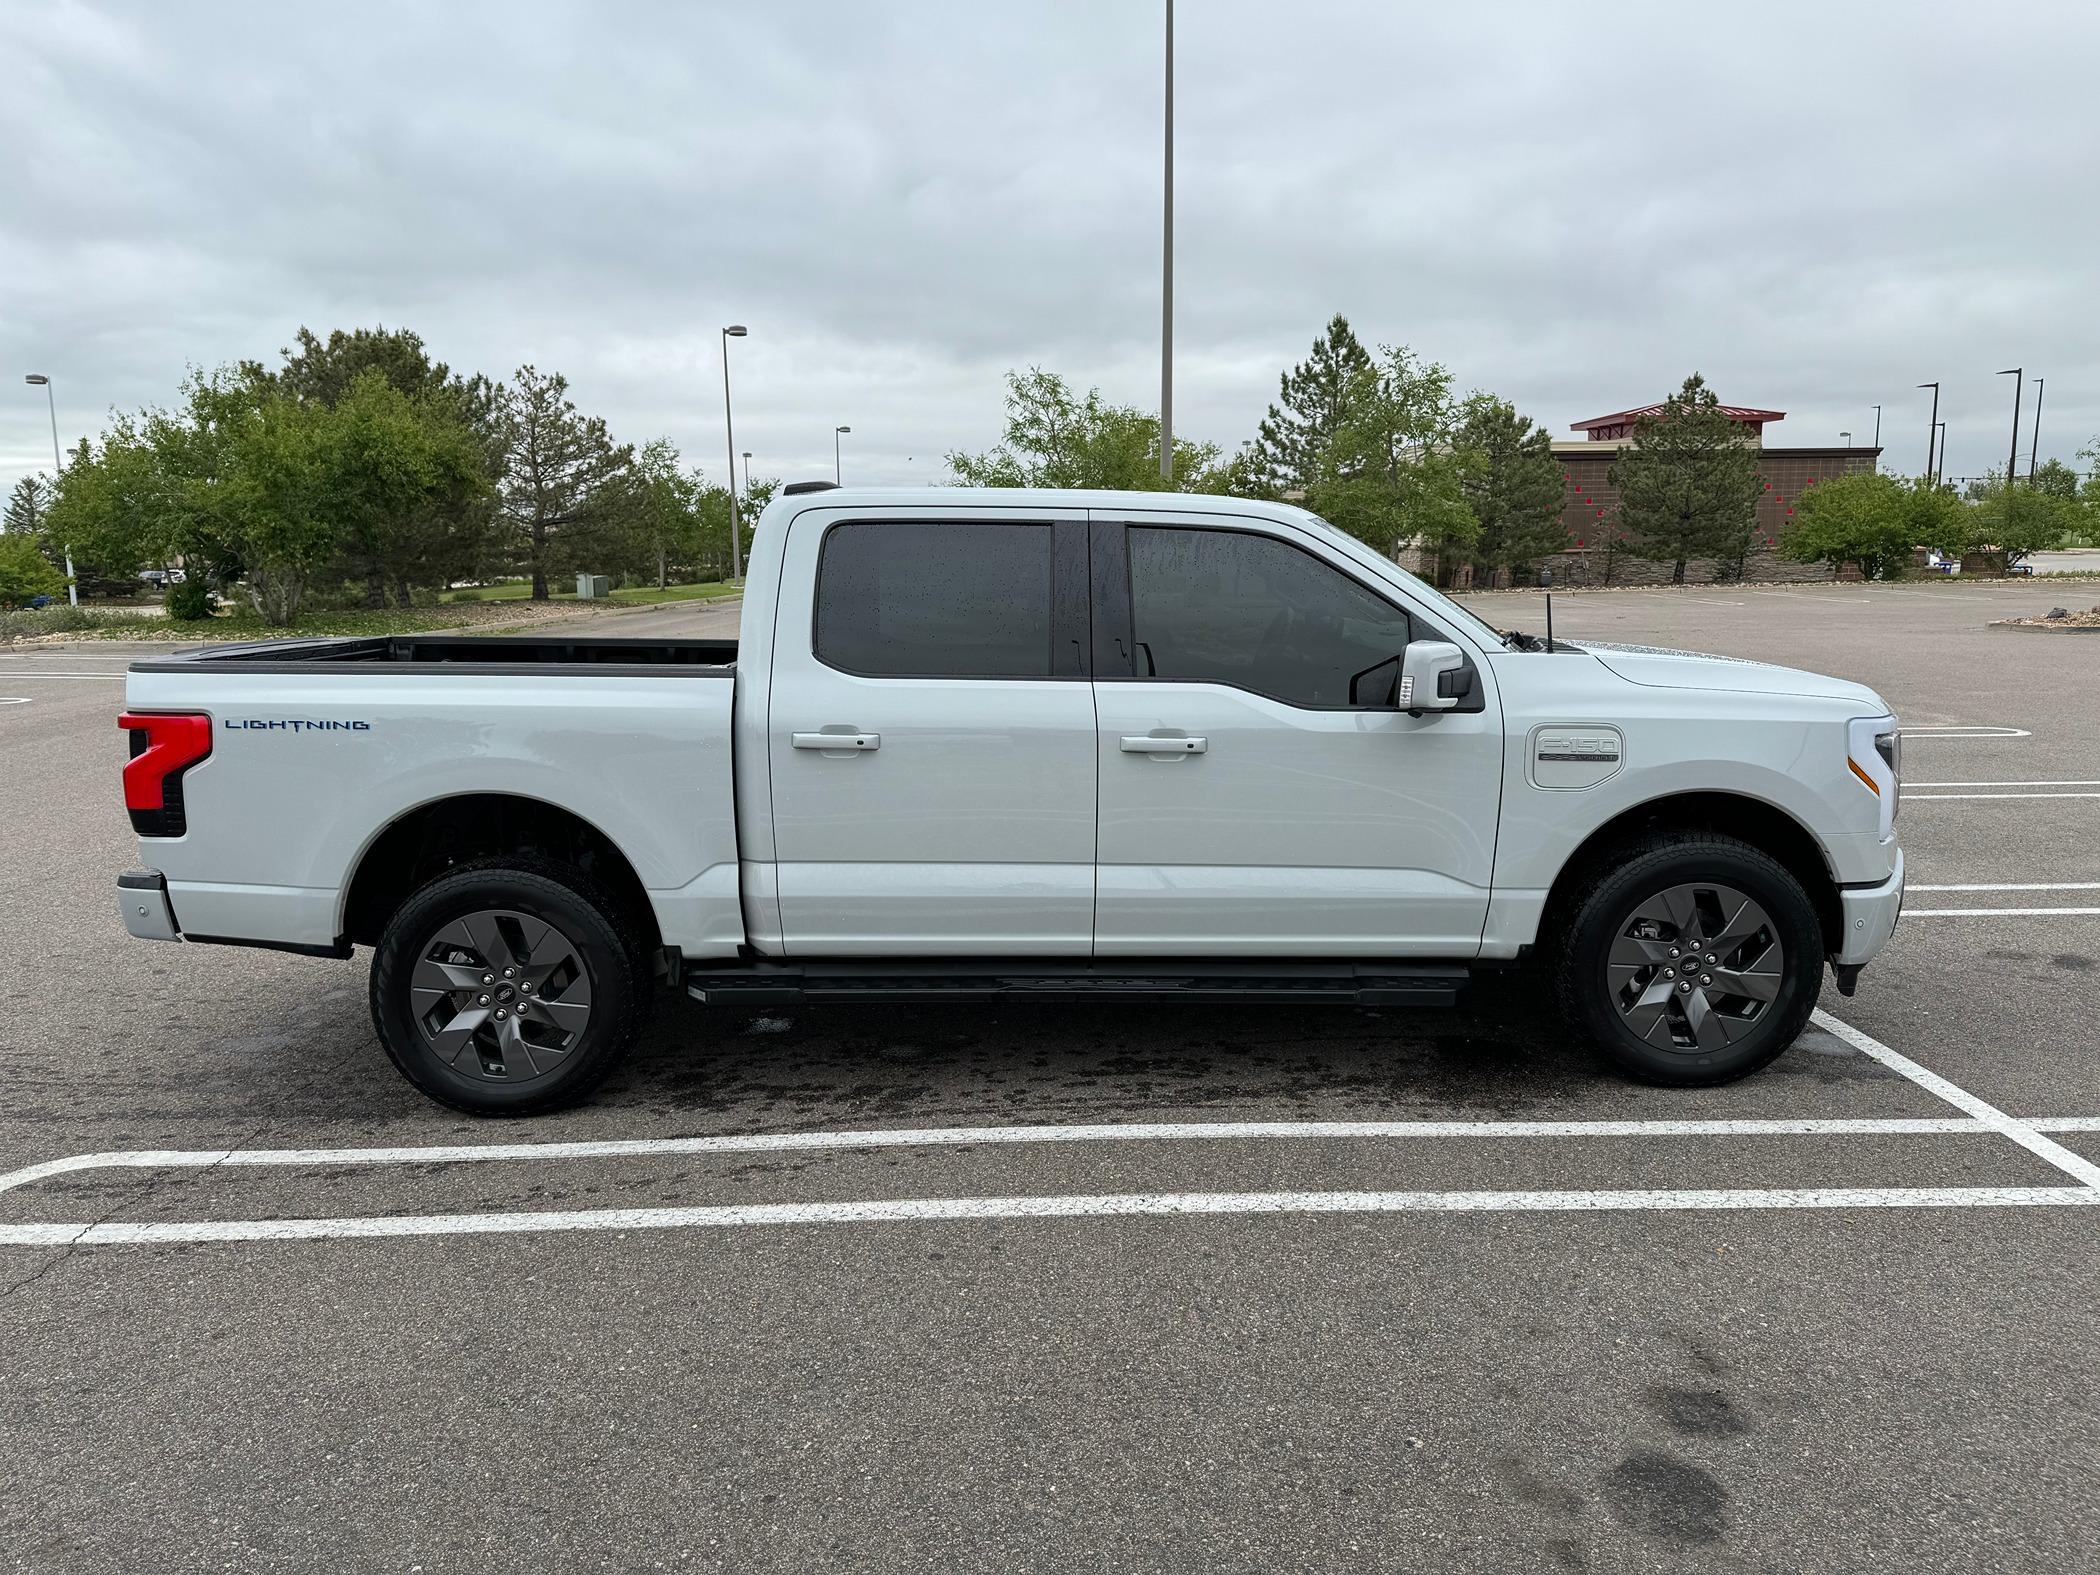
xmin=1120 ymin=735 xmax=1206 ymax=755
xmin=792 ymin=731 xmax=880 ymax=751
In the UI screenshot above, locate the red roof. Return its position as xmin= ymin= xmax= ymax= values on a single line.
xmin=1573 ymin=403 xmax=1785 ymax=434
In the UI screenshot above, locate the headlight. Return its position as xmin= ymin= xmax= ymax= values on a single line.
xmin=1848 ymin=715 xmax=1900 ymax=839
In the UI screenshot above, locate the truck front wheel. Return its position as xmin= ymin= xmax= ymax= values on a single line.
xmin=1552 ymin=833 xmax=1822 ymax=1086
xmin=370 ymin=858 xmax=648 ymax=1115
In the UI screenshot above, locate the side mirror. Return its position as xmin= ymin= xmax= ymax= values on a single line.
xmin=1400 ymin=641 xmax=1467 ymax=713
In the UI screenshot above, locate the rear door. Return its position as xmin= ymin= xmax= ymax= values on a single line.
xmin=1088 ymin=510 xmax=1503 ymax=956
xmin=764 ymin=507 xmax=1096 ymax=955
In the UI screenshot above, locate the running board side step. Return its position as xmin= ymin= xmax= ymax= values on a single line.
xmin=685 ymin=959 xmax=1470 ymax=1008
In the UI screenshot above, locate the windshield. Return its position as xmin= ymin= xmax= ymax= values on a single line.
xmin=1294 ymin=511 xmax=1511 ymax=650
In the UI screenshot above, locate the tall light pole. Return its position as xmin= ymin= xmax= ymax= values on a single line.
xmin=1916 ymin=382 xmax=1939 ymax=483
xmin=1934 ymin=423 xmax=1946 ymax=482
xmin=1997 ymin=368 xmax=2022 ymax=487
xmin=2029 ymin=377 xmax=2044 ymax=481
xmin=1841 ymin=431 xmax=1852 ymax=448
xmin=23 ymin=375 xmax=77 ymax=606
xmin=720 ymin=325 xmax=748 ymax=580
xmin=742 ymin=451 xmax=752 ymax=496
xmin=1871 ymin=403 xmax=1882 ymax=450
xmin=1159 ymin=0 xmax=1173 ymax=484
xmin=833 ymin=425 xmax=851 ymax=486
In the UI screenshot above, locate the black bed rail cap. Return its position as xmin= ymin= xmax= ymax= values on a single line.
xmin=781 ymin=480 xmax=840 ymax=496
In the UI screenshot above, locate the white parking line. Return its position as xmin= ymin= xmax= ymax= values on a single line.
xmin=0 ymin=1116 xmax=2020 ymax=1197
xmin=1 ymin=1013 xmax=2090 ymax=1246
xmin=1903 ymin=908 xmax=2100 ymax=917
xmin=1908 ymin=782 xmax=2100 ymax=789
xmin=0 ymin=698 xmax=30 ymax=706
xmin=0 ymin=673 xmax=127 ymax=680
xmin=1910 ymin=883 xmax=2100 ymax=893
xmin=1808 ymin=1009 xmax=2100 ymax=1187
xmin=1905 ymin=793 xmax=2100 ymax=801
xmin=1900 ymin=727 xmax=2032 ymax=739
xmin=5 ymin=1186 xmax=2097 ymax=1247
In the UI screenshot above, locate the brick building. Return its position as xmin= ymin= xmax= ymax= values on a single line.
xmin=1423 ymin=401 xmax=1883 ymax=588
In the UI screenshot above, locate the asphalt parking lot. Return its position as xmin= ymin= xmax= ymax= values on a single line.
xmin=2 ymin=578 xmax=2096 ymax=1573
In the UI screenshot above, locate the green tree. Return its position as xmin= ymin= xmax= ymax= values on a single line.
xmin=1307 ymin=344 xmax=1478 ymax=579
xmin=1247 ymin=314 xmax=1375 ymax=496
xmin=1777 ymin=470 xmax=1913 ymax=579
xmin=945 ymin=369 xmax=1220 ymax=491
xmin=269 ymin=326 xmax=501 ymax=605
xmin=0 ymin=534 xmax=66 ymax=606
xmin=4 ymin=474 xmax=52 ymax=537
xmin=494 ymin=366 xmax=634 ymax=599
xmin=603 ymin=439 xmax=703 ymax=587
xmin=1609 ymin=374 xmax=1763 ymax=584
xmin=1968 ymin=476 xmax=2082 ymax=568
xmin=2030 ymin=457 xmax=2082 ymax=501
xmin=1455 ymin=396 xmax=1566 ymax=580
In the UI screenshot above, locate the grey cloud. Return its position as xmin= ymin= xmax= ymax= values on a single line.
xmin=4 ymin=0 xmax=2096 ymax=496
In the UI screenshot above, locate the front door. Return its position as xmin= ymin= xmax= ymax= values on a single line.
xmin=765 ymin=508 xmax=1097 ymax=955
xmin=1089 ymin=512 xmax=1503 ymax=956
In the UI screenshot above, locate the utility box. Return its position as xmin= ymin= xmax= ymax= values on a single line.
xmin=575 ymin=573 xmax=611 ymax=600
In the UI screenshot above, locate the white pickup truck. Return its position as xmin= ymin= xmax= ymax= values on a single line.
xmin=117 ymin=485 xmax=1904 ymax=1114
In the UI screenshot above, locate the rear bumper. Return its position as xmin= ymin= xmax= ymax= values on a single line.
xmin=1833 ymin=846 xmax=1904 ymax=966
xmin=118 ymin=869 xmax=181 ymax=943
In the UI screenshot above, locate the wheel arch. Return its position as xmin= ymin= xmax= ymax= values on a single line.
xmin=342 ymin=792 xmax=662 ymax=953
xmin=1536 ymin=791 xmax=1841 ymax=955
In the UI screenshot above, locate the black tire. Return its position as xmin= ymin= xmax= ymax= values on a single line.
xmin=1551 ymin=831 xmax=1822 ymax=1086
xmin=370 ymin=857 xmax=649 ymax=1116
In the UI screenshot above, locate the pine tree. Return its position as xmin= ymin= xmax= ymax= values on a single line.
xmin=1249 ymin=314 xmax=1374 ymax=496
xmin=1609 ymin=374 xmax=1763 ymax=584
xmin=1456 ymin=397 xmax=1567 ymax=581
xmin=4 ymin=474 xmax=51 ymax=536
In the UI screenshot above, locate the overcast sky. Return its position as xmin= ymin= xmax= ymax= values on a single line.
xmin=4 ymin=0 xmax=2098 ymax=500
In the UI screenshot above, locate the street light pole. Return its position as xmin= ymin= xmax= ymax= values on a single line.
xmin=1841 ymin=431 xmax=1852 ymax=448
xmin=1871 ymin=404 xmax=1882 ymax=450
xmin=1934 ymin=423 xmax=1946 ymax=482
xmin=1916 ymin=382 xmax=1939 ymax=484
xmin=834 ymin=425 xmax=851 ymax=486
xmin=1997 ymin=368 xmax=2022 ymax=487
xmin=721 ymin=326 xmax=747 ymax=580
xmin=1159 ymin=0 xmax=1173 ymax=484
xmin=23 ymin=374 xmax=77 ymax=606
xmin=2029 ymin=377 xmax=2044 ymax=481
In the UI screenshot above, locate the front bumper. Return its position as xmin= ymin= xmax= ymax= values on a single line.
xmin=118 ymin=869 xmax=181 ymax=943
xmin=1833 ymin=845 xmax=1904 ymax=966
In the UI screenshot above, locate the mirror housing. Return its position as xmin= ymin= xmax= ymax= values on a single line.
xmin=1400 ymin=641 xmax=1467 ymax=713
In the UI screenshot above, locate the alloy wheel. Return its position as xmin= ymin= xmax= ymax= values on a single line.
xmin=1606 ymin=882 xmax=1783 ymax=1052
xmin=409 ymin=908 xmax=594 ymax=1082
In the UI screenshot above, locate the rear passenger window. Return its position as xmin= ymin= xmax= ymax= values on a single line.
xmin=1127 ymin=526 xmax=1414 ymax=707
xmin=816 ymin=521 xmax=1054 ymax=678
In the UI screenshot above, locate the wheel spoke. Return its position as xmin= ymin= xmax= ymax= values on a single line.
xmin=493 ymin=1013 xmax=538 ymax=1077
xmin=1609 ymin=931 xmax=1674 ymax=967
xmin=463 ymin=912 xmax=517 ymax=973
xmin=1708 ymin=959 xmax=1781 ymax=1003
xmin=429 ymin=1006 xmax=490 ymax=1067
xmin=1683 ymin=989 xmax=1738 ymax=1049
xmin=1710 ymin=893 xmax=1772 ymax=951
xmin=530 ymin=994 xmax=592 ymax=1037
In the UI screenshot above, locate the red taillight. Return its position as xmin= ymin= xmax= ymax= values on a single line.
xmin=119 ymin=712 xmax=211 ymax=835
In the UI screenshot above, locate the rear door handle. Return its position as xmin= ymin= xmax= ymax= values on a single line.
xmin=792 ymin=731 xmax=880 ymax=751
xmin=1120 ymin=735 xmax=1206 ymax=755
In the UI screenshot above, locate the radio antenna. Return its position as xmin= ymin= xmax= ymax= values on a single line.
xmin=1545 ymin=593 xmax=1555 ymax=653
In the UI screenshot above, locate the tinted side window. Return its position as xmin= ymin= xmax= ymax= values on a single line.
xmin=816 ymin=522 xmax=1054 ymax=678
xmin=1127 ymin=526 xmax=1414 ymax=707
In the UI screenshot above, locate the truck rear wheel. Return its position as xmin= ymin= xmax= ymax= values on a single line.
xmin=1551 ymin=832 xmax=1821 ymax=1086
xmin=370 ymin=858 xmax=647 ymax=1116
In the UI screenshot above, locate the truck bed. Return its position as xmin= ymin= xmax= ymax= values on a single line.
xmin=129 ymin=634 xmax=738 ymax=674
